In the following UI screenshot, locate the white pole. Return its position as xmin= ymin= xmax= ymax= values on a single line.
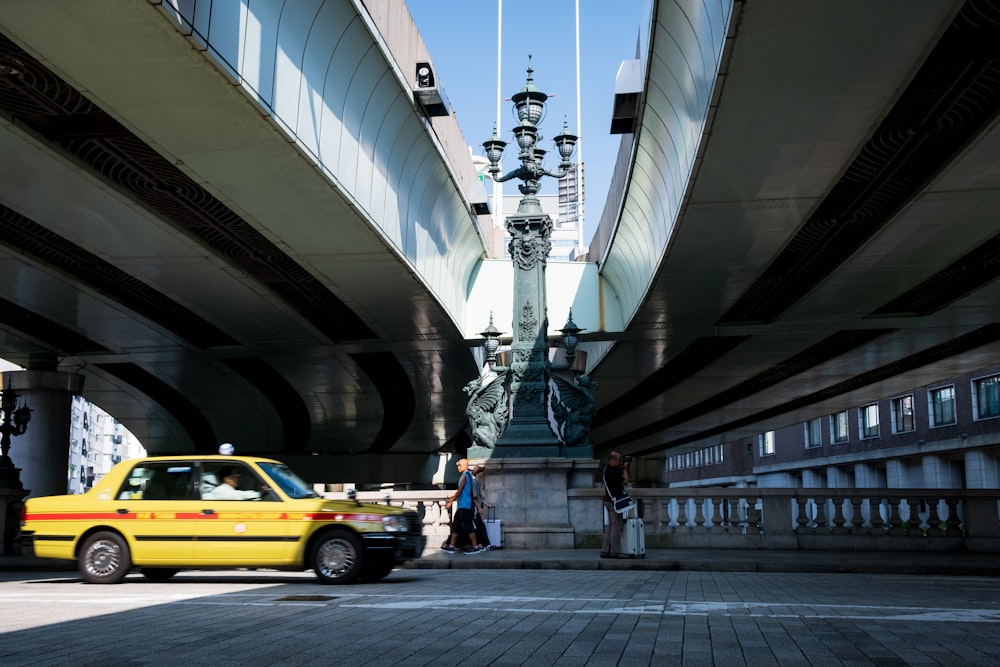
xmin=494 ymin=0 xmax=503 ymax=228
xmin=575 ymin=0 xmax=584 ymax=249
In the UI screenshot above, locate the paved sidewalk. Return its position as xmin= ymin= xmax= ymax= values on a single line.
xmin=4 ymin=547 xmax=997 ymax=577
xmin=408 ymin=546 xmax=1000 ymax=576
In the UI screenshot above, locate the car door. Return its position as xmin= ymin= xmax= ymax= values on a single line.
xmin=192 ymin=461 xmax=293 ymax=565
xmin=111 ymin=461 xmax=199 ymax=563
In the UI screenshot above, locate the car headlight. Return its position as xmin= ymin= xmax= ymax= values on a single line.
xmin=382 ymin=515 xmax=407 ymax=532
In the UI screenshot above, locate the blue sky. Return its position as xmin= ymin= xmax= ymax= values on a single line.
xmin=405 ymin=0 xmax=649 ymax=242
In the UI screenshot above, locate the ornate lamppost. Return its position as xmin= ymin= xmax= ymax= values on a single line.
xmin=0 ymin=385 xmax=31 ymax=555
xmin=464 ymin=59 xmax=596 ymax=459
xmin=0 ymin=386 xmax=31 ymax=480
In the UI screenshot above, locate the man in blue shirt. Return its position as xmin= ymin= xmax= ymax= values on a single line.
xmin=442 ymin=458 xmax=482 ymax=554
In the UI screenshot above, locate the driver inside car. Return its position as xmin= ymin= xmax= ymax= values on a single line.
xmin=205 ymin=465 xmax=267 ymax=500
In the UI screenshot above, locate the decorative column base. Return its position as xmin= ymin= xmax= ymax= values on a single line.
xmin=491 ymin=418 xmax=561 ymax=458
xmin=469 ymin=456 xmax=599 ymax=549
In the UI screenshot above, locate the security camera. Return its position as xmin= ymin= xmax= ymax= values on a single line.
xmin=416 ymin=62 xmax=434 ymax=88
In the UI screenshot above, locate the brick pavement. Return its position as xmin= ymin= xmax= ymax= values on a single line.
xmin=0 ymin=563 xmax=997 ymax=665
xmin=6 ymin=546 xmax=1000 ymax=576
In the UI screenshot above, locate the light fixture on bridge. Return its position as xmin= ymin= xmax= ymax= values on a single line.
xmin=556 ymin=310 xmax=583 ymax=367
xmin=479 ymin=309 xmax=582 ymax=372
xmin=479 ymin=313 xmax=504 ymax=367
xmin=0 ymin=386 xmax=31 ymax=464
xmin=460 ymin=57 xmax=595 ymax=459
xmin=0 ymin=384 xmax=32 ymax=493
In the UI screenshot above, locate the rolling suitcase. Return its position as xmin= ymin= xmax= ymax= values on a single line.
xmin=621 ymin=506 xmax=645 ymax=558
xmin=484 ymin=507 xmax=504 ymax=549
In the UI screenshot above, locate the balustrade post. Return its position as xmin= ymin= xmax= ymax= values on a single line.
xmin=944 ymin=497 xmax=962 ymax=536
xmin=850 ymin=497 xmax=866 ymax=534
xmin=904 ymin=498 xmax=921 ymax=535
xmin=831 ymin=497 xmax=847 ymax=534
xmin=653 ymin=499 xmax=667 ymax=537
xmin=707 ymin=498 xmax=721 ymax=531
xmin=748 ymin=497 xmax=764 ymax=535
xmin=693 ymin=498 xmax=707 ymax=532
xmin=812 ymin=498 xmax=828 ymax=533
xmin=667 ymin=498 xmax=679 ymax=532
xmin=925 ymin=498 xmax=945 ymax=537
xmin=794 ymin=497 xmax=809 ymax=533
xmin=719 ymin=498 xmax=732 ymax=532
xmin=677 ymin=497 xmax=690 ymax=533
xmin=869 ymin=498 xmax=892 ymax=533
xmin=886 ymin=498 xmax=904 ymax=535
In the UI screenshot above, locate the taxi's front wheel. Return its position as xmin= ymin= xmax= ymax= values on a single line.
xmin=311 ymin=529 xmax=363 ymax=584
xmin=79 ymin=531 xmax=132 ymax=584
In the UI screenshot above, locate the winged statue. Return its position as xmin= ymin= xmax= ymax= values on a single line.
xmin=549 ymin=374 xmax=598 ymax=447
xmin=463 ymin=370 xmax=510 ymax=450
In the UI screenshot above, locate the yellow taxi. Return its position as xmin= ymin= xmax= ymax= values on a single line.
xmin=19 ymin=453 xmax=426 ymax=584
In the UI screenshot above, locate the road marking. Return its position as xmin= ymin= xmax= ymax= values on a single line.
xmin=335 ymin=595 xmax=1000 ymax=623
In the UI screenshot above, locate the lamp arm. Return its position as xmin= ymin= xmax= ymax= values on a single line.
xmin=493 ymin=166 xmax=529 ymax=184
xmin=539 ymin=166 xmax=572 ymax=179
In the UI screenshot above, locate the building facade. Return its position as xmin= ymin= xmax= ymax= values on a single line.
xmin=67 ymin=395 xmax=145 ymax=494
xmin=663 ymin=364 xmax=1000 ymax=491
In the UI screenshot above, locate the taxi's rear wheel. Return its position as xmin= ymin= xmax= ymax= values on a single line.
xmin=140 ymin=568 xmax=179 ymax=582
xmin=311 ymin=530 xmax=363 ymax=584
xmin=79 ymin=531 xmax=132 ymax=584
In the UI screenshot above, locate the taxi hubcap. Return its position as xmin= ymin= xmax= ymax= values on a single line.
xmin=318 ymin=538 xmax=355 ymax=576
xmin=88 ymin=540 xmax=120 ymax=574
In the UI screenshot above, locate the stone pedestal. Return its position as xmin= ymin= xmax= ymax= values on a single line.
xmin=0 ymin=458 xmax=29 ymax=555
xmin=470 ymin=456 xmax=599 ymax=549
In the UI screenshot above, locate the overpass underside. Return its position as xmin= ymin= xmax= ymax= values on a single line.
xmin=0 ymin=0 xmax=489 ymax=484
xmin=0 ymin=0 xmax=998 ymax=488
xmin=587 ymin=0 xmax=1000 ymax=462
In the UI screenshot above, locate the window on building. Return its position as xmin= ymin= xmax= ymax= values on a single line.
xmin=890 ymin=395 xmax=915 ymax=433
xmin=759 ymin=431 xmax=775 ymax=456
xmin=929 ymin=385 xmax=956 ymax=426
xmin=860 ymin=403 xmax=880 ymax=438
xmin=973 ymin=374 xmax=1000 ymax=420
xmin=804 ymin=418 xmax=822 ymax=448
xmin=830 ymin=411 xmax=849 ymax=444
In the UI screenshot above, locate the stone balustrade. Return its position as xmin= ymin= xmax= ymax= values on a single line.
xmin=347 ymin=487 xmax=1000 ymax=553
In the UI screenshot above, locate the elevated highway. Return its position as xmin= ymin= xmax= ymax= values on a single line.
xmin=0 ymin=0 xmax=997 ymax=486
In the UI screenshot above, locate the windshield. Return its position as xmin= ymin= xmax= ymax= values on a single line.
xmin=258 ymin=462 xmax=320 ymax=499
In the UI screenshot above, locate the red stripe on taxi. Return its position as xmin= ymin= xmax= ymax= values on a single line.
xmin=25 ymin=512 xmax=294 ymax=521
xmin=303 ymin=512 xmax=383 ymax=522
xmin=26 ymin=513 xmax=138 ymax=521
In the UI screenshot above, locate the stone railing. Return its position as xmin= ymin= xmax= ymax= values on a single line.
xmin=348 ymin=487 xmax=1000 ymax=553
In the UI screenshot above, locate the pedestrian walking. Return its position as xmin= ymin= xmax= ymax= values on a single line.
xmin=442 ymin=458 xmax=482 ymax=554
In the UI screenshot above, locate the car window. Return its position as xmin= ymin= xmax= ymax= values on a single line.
xmin=258 ymin=462 xmax=319 ymax=499
xmin=118 ymin=463 xmax=195 ymax=500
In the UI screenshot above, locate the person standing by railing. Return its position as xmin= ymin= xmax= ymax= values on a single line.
xmin=601 ymin=451 xmax=630 ymax=559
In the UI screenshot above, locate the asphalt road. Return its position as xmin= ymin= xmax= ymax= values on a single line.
xmin=0 ymin=567 xmax=998 ymax=666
